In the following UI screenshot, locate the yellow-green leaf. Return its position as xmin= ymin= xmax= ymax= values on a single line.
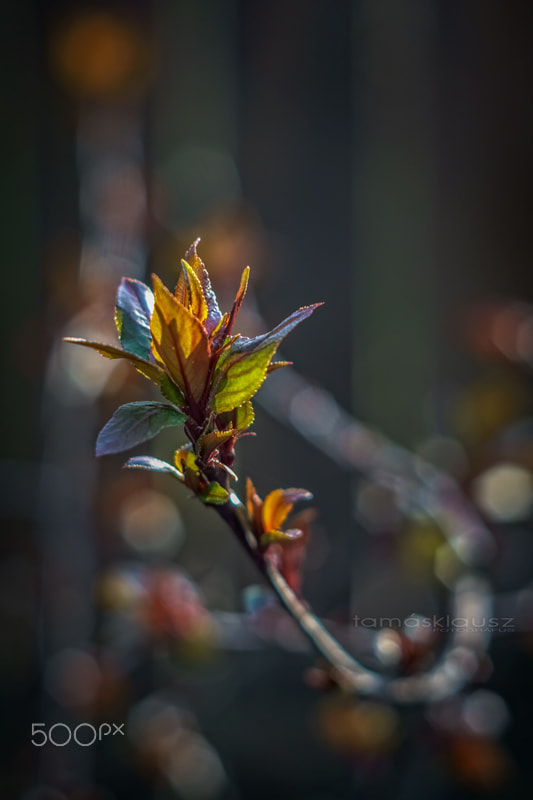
xmin=174 ymin=444 xmax=198 ymax=473
xmin=200 ymin=481 xmax=229 ymax=506
xmin=198 ymin=427 xmax=235 ymax=462
xmin=234 ymin=401 xmax=255 ymax=431
xmin=174 ymin=445 xmax=203 ymax=493
xmin=180 ymin=259 xmax=208 ymax=322
xmin=183 ymin=240 xmax=222 ymax=333
xmin=212 ymin=342 xmax=277 ymax=413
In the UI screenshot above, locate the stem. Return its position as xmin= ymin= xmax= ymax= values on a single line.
xmin=213 ymin=492 xmax=493 ymax=704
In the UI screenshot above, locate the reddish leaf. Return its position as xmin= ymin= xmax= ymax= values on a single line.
xmin=151 ymin=275 xmax=210 ymax=401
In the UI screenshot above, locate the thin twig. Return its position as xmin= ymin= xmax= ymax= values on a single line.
xmin=215 ymin=491 xmax=492 ymax=703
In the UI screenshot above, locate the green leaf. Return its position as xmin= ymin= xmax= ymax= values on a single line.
xmin=217 ymin=401 xmax=255 ymax=432
xmin=199 ymin=481 xmax=229 ymax=505
xmin=114 ymin=278 xmax=154 ymax=360
xmin=123 ymin=455 xmax=184 ymax=481
xmin=234 ymin=400 xmax=255 ymax=431
xmin=63 ymin=338 xmax=166 ymax=385
xmin=160 ymin=376 xmax=186 ymax=408
xmin=210 ymin=304 xmax=322 ymax=413
xmin=212 ymin=342 xmax=277 ymax=413
xmin=96 ymin=401 xmax=187 ymax=456
xmin=197 ymin=427 xmax=236 ymax=461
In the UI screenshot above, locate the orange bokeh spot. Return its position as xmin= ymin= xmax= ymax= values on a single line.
xmin=51 ymin=11 xmax=151 ymax=99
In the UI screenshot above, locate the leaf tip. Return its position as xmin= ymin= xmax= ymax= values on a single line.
xmin=185 ymin=237 xmax=202 ymax=259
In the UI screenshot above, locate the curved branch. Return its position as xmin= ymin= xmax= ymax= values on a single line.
xmin=216 ymin=491 xmax=493 ymax=704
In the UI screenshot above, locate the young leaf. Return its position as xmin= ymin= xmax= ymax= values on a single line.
xmin=123 ymin=455 xmax=184 ymax=481
xmin=229 ymin=303 xmax=323 ymax=357
xmin=260 ymin=528 xmax=304 ymax=548
xmin=198 ymin=427 xmax=236 ymax=462
xmin=262 ymin=488 xmax=313 ymax=533
xmin=184 ymin=239 xmax=222 ymax=333
xmin=234 ymin=400 xmax=255 ymax=431
xmin=174 ymin=444 xmax=198 ymax=473
xmin=210 ymin=312 xmax=229 ymax=346
xmin=216 ymin=401 xmax=255 ymax=433
xmin=199 ymin=481 xmax=230 ymax=505
xmin=96 ymin=401 xmax=187 ymax=456
xmin=212 ymin=342 xmax=278 ymax=413
xmin=266 ymin=361 xmax=292 ymax=374
xmin=151 ymin=276 xmax=210 ymax=400
xmin=159 ymin=376 xmax=186 ymax=408
xmin=63 ymin=338 xmax=166 ymax=385
xmin=180 ymin=259 xmax=208 ymax=322
xmin=246 ymin=477 xmax=264 ymax=537
xmin=115 ymin=278 xmax=154 ymax=360
xmin=174 ymin=445 xmax=204 ymax=493
xmin=223 ymin=266 xmax=250 ymax=338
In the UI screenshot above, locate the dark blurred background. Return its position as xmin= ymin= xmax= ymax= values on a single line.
xmin=2 ymin=1 xmax=533 ymax=798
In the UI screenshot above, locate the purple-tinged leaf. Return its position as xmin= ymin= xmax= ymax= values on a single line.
xmin=115 ymin=279 xmax=154 ymax=360
xmin=96 ymin=401 xmax=187 ymax=456
xmin=123 ymin=455 xmax=184 ymax=481
xmin=229 ymin=303 xmax=323 ymax=357
xmin=184 ymin=239 xmax=222 ymax=334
